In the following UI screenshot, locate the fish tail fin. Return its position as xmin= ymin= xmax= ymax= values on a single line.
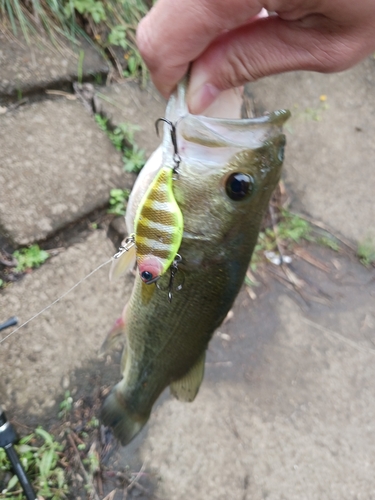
xmin=100 ymin=382 xmax=149 ymax=446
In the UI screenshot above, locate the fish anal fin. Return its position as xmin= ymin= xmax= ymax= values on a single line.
xmin=109 ymin=245 xmax=136 ymax=282
xmin=170 ymin=351 xmax=206 ymax=402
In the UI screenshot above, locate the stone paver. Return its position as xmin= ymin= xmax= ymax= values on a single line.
xmin=98 ymin=82 xmax=166 ymax=157
xmin=249 ymin=56 xmax=375 ymax=244
xmin=0 ymin=230 xmax=132 ymax=419
xmin=135 ymin=251 xmax=375 ymax=500
xmin=0 ymin=31 xmax=108 ymax=99
xmin=0 ymin=98 xmax=127 ymax=245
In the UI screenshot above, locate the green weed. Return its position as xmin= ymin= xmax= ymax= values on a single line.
xmin=317 ymin=235 xmax=340 ymax=252
xmin=95 ymin=114 xmax=145 ymax=174
xmin=0 ymin=427 xmax=68 ymax=499
xmin=244 ymin=274 xmax=259 ymax=288
xmin=277 ymin=210 xmax=313 ymax=244
xmin=82 ymin=448 xmax=100 ymax=476
xmin=357 ymin=237 xmax=375 ymax=267
xmin=250 ymin=211 xmax=313 ymax=272
xmin=13 ymin=244 xmax=49 ymax=272
xmin=108 ymin=188 xmax=130 ymax=216
xmin=95 ymin=115 xmax=140 ymax=149
xmin=0 ymin=0 xmax=150 ymax=80
xmin=123 ymin=144 xmax=145 ymax=173
xmin=111 ymin=123 xmax=141 ymax=151
xmin=65 ymin=0 xmax=107 ymax=23
xmin=77 ymin=49 xmax=85 ymax=85
xmin=94 ymin=113 xmax=109 ymax=132
xmin=58 ymin=390 xmax=73 ymax=419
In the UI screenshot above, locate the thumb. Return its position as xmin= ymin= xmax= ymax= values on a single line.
xmin=187 ymin=15 xmax=364 ymax=114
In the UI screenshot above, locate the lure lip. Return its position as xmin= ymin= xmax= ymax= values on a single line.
xmin=141 ymin=274 xmax=161 ymax=285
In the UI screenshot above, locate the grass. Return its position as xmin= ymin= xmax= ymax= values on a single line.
xmin=0 ymin=391 xmax=102 ymax=499
xmin=58 ymin=391 xmax=73 ymax=420
xmin=249 ymin=205 xmax=375 ymax=285
xmin=108 ymin=188 xmax=130 ymax=216
xmin=277 ymin=210 xmax=313 ymax=244
xmin=0 ymin=0 xmax=150 ymax=80
xmin=0 ymin=427 xmax=68 ymax=499
xmin=357 ymin=237 xmax=375 ymax=267
xmin=95 ymin=113 xmax=145 ymax=174
xmin=13 ymin=244 xmax=49 ymax=272
xmin=250 ymin=210 xmax=314 ymax=272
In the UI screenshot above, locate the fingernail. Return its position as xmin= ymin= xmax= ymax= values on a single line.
xmin=188 ymin=82 xmax=221 ymax=115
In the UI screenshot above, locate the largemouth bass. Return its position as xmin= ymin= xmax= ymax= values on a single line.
xmin=101 ymin=84 xmax=290 ymax=446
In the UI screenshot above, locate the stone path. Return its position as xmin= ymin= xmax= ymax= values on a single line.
xmin=0 ymin=34 xmax=374 ymax=500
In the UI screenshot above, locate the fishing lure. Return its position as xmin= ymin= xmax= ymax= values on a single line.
xmin=134 ymin=164 xmax=183 ymax=284
xmin=110 ymin=120 xmax=184 ymax=287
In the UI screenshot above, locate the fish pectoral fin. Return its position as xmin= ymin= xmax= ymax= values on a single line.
xmin=109 ymin=245 xmax=136 ymax=282
xmin=170 ymin=351 xmax=206 ymax=402
xmin=99 ymin=304 xmax=128 ymax=355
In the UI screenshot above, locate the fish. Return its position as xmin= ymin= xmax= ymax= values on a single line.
xmin=101 ymin=82 xmax=290 ymax=446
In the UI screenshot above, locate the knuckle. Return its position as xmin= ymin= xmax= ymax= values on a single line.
xmin=223 ymin=47 xmax=264 ymax=86
xmin=136 ymin=20 xmax=157 ymax=70
xmin=305 ymin=32 xmax=365 ymax=73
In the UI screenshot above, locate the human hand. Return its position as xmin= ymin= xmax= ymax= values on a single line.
xmin=136 ymin=0 xmax=375 ymax=114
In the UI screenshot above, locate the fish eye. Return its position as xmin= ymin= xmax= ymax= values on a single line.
xmin=225 ymin=172 xmax=254 ymax=201
xmin=141 ymin=271 xmax=153 ymax=282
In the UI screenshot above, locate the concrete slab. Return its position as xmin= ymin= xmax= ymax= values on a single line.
xmin=0 ymin=99 xmax=128 ymax=245
xmin=0 ymin=229 xmax=132 ymax=419
xmin=248 ymin=56 xmax=375 ymax=245
xmin=0 ymin=31 xmax=108 ymax=99
xmin=97 ymin=82 xmax=166 ymax=157
xmin=2 ymin=234 xmax=374 ymax=499
xmin=132 ymin=249 xmax=375 ymax=500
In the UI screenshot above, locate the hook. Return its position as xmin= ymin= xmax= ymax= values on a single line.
xmin=155 ymin=118 xmax=181 ymax=173
xmin=156 ymin=254 xmax=184 ymax=303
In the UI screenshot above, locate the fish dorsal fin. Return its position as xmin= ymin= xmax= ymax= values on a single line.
xmin=109 ymin=244 xmax=136 ymax=282
xmin=170 ymin=351 xmax=206 ymax=402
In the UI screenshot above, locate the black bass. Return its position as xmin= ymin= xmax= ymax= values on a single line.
xmin=101 ymin=84 xmax=290 ymax=445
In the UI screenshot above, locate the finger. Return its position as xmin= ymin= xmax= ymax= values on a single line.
xmin=187 ymin=15 xmax=375 ymax=114
xmin=136 ymin=0 xmax=264 ymax=97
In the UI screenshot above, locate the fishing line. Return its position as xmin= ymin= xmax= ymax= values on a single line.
xmin=0 ymin=258 xmax=112 ymax=345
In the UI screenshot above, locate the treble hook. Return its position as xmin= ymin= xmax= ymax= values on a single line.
xmin=156 ymin=254 xmax=184 ymax=303
xmin=155 ymin=118 xmax=181 ymax=173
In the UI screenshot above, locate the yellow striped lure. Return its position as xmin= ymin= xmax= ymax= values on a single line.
xmin=110 ymin=119 xmax=184 ymax=300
